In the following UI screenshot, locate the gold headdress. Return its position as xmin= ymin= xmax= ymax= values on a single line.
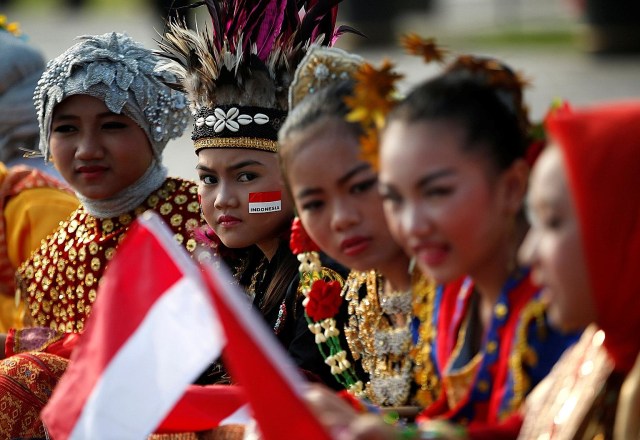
xmin=157 ymin=0 xmax=358 ymax=154
xmin=288 ymin=45 xmax=363 ymax=109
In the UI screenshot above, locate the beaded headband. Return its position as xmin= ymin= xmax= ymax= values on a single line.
xmin=157 ymin=0 xmax=358 ymax=155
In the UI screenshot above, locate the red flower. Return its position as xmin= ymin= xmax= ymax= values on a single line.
xmin=290 ymin=217 xmax=320 ymax=254
xmin=306 ymin=280 xmax=342 ymax=322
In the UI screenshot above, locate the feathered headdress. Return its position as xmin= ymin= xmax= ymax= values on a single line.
xmin=157 ymin=0 xmax=358 ymax=153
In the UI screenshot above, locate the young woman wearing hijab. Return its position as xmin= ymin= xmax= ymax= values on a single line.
xmin=518 ymin=101 xmax=640 ymax=439
xmin=0 ymin=32 xmax=203 ymax=438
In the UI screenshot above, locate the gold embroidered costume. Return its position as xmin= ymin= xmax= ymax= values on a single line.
xmin=17 ymin=177 xmax=204 ymax=332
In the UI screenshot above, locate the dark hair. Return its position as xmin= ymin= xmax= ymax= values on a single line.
xmin=387 ymin=60 xmax=529 ymax=171
xmin=278 ymin=79 xmax=364 ymax=181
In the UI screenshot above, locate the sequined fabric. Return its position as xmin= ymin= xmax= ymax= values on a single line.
xmin=17 ymin=177 xmax=205 ymax=332
xmin=518 ymin=325 xmax=619 ymax=440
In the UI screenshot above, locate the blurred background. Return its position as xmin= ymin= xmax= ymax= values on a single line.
xmin=2 ymin=0 xmax=639 ymax=179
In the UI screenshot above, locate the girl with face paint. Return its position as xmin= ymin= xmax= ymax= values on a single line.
xmin=157 ymin=0 xmax=356 ymax=390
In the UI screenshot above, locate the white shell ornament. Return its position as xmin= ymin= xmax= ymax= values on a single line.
xmin=254 ymin=113 xmax=269 ymax=125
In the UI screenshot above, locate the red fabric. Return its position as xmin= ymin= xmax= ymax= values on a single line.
xmin=40 ymin=219 xmax=187 ymax=438
xmin=0 ymin=352 xmax=69 ymax=438
xmin=202 ymin=264 xmax=332 ymax=440
xmin=466 ymin=413 xmax=523 ymax=440
xmin=157 ymin=385 xmax=247 ymax=433
xmin=5 ymin=328 xmax=80 ymax=358
xmin=547 ymin=101 xmax=640 ymax=373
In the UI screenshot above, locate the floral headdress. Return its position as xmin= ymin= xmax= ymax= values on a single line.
xmin=288 ymin=45 xmax=363 ymax=109
xmin=157 ymin=0 xmax=357 ymax=154
xmin=34 ymin=33 xmax=189 ymax=161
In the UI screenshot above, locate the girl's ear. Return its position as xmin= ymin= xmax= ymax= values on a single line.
xmin=499 ymin=158 xmax=530 ymax=216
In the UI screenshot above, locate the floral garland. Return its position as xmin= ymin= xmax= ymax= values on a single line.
xmin=290 ymin=217 xmax=363 ymax=393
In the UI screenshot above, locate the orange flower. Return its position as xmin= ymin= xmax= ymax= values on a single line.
xmin=401 ymin=33 xmax=447 ymax=63
xmin=359 ymin=128 xmax=379 ymax=170
xmin=344 ymin=60 xmax=403 ymax=130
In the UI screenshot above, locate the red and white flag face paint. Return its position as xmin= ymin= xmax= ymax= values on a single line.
xmin=41 ymin=212 xmax=230 ymax=440
xmin=248 ymin=191 xmax=281 ymax=214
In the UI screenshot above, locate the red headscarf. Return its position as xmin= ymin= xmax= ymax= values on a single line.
xmin=546 ymin=101 xmax=640 ymax=373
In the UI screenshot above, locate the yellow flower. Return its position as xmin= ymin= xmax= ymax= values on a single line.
xmin=0 ymin=15 xmax=22 ymax=37
xmin=401 ymin=33 xmax=447 ymax=63
xmin=6 ymin=22 xmax=20 ymax=36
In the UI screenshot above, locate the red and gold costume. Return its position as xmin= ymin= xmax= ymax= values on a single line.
xmin=16 ymin=177 xmax=203 ymax=333
xmin=419 ymin=271 xmax=579 ymax=438
xmin=1 ymin=177 xmax=205 ymax=438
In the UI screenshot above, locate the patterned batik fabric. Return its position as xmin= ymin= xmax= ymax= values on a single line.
xmin=0 ymin=352 xmax=68 ymax=438
xmin=17 ymin=177 xmax=205 ymax=332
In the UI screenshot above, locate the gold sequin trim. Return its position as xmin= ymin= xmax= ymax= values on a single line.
xmin=194 ymin=136 xmax=278 ymax=153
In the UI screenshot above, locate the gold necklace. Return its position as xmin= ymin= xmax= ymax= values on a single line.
xmin=342 ymin=270 xmax=419 ymax=407
xmin=410 ymin=270 xmax=439 ymax=408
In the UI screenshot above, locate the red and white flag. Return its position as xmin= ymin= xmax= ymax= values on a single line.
xmin=41 ymin=211 xmax=331 ymax=439
xmin=248 ymin=191 xmax=282 ymax=213
xmin=40 ymin=212 xmax=232 ymax=439
xmin=203 ymin=263 xmax=332 ymax=440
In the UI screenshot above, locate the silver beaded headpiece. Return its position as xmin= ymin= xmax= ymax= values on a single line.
xmin=34 ymin=32 xmax=189 ymax=160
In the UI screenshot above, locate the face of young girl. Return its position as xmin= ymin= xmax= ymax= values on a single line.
xmin=379 ymin=119 xmax=519 ymax=284
xmin=197 ymin=147 xmax=293 ymax=254
xmin=519 ymin=146 xmax=595 ymax=332
xmin=286 ymin=119 xmax=404 ymax=271
xmin=50 ymin=94 xmax=154 ymax=200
